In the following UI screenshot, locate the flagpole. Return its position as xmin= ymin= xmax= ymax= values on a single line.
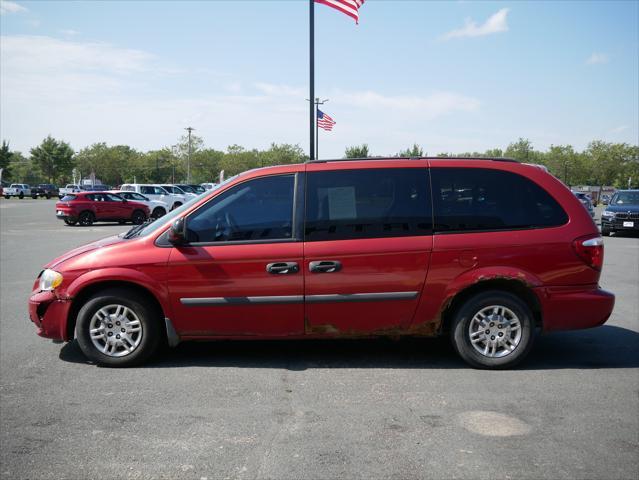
xmin=309 ymin=0 xmax=315 ymax=160
xmin=315 ymin=98 xmax=319 ymax=159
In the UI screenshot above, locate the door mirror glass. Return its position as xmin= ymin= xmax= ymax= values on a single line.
xmin=168 ymin=218 xmax=186 ymax=245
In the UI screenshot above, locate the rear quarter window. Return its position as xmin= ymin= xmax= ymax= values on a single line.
xmin=431 ymin=168 xmax=568 ymax=233
xmin=61 ymin=195 xmax=76 ymax=201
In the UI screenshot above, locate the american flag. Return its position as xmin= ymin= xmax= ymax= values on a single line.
xmin=315 ymin=0 xmax=365 ymax=24
xmin=317 ymin=109 xmax=336 ymax=131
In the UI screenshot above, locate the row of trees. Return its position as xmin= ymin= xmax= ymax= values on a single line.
xmin=1 ymin=136 xmax=637 ymax=189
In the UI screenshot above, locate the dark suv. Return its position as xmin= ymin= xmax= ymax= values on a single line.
xmin=31 ymin=184 xmax=59 ymax=199
xmin=601 ymin=190 xmax=639 ymax=236
xmin=29 ymin=158 xmax=614 ymax=368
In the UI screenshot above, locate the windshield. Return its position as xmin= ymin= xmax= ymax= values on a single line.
xmin=178 ymin=185 xmax=196 ymax=193
xmin=130 ymin=176 xmax=239 ymax=239
xmin=612 ymin=191 xmax=639 ymax=206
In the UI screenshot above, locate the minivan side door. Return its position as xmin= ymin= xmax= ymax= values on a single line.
xmin=303 ymin=165 xmax=433 ymax=335
xmin=166 ymin=172 xmax=305 ymax=336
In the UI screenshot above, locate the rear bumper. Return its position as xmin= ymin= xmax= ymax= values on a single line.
xmin=28 ymin=290 xmax=72 ymax=341
xmin=535 ymin=285 xmax=615 ymax=332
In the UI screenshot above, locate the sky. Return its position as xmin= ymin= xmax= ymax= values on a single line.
xmin=1 ymin=0 xmax=638 ymax=159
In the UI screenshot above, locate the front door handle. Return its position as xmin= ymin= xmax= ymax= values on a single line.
xmin=266 ymin=262 xmax=299 ymax=274
xmin=309 ymin=260 xmax=342 ymax=273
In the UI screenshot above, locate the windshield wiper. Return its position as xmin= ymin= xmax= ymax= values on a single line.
xmin=123 ymin=218 xmax=155 ymax=239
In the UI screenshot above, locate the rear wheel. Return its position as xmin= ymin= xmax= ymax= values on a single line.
xmin=151 ymin=207 xmax=166 ymax=219
xmin=46 ymin=193 xmax=52 ymax=199
xmin=451 ymin=290 xmax=535 ymax=369
xmin=4 ymin=195 xmax=9 ymax=199
xmin=131 ymin=209 xmax=146 ymax=225
xmin=32 ymin=194 xmax=37 ymax=199
xmin=78 ymin=211 xmax=94 ymax=226
xmin=19 ymin=192 xmax=24 ymax=199
xmin=64 ymin=218 xmax=78 ymax=226
xmin=75 ymin=289 xmax=161 ymax=367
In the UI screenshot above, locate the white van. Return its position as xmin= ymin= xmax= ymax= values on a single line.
xmin=120 ymin=184 xmax=185 ymax=210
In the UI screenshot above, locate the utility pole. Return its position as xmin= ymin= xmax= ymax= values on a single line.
xmin=185 ymin=126 xmax=195 ymax=183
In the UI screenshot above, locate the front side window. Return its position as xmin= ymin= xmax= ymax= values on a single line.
xmin=612 ymin=191 xmax=639 ymax=205
xmin=305 ymin=168 xmax=432 ymax=242
xmin=431 ymin=168 xmax=568 ymax=233
xmin=105 ymin=193 xmax=124 ymax=202
xmin=185 ymin=175 xmax=295 ymax=243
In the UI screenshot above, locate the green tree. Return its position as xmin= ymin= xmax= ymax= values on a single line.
xmin=344 ymin=144 xmax=370 ymax=159
xmin=218 ymin=145 xmax=260 ymax=177
xmin=7 ymin=152 xmax=42 ymax=184
xmin=258 ymin=143 xmax=307 ymax=167
xmin=504 ymin=138 xmax=537 ymax=163
xmin=30 ymin=136 xmax=74 ymax=183
xmin=0 ymin=141 xmax=14 ymax=181
xmin=398 ymin=143 xmax=424 ymax=157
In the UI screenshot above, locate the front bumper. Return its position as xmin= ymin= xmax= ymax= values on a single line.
xmin=29 ymin=290 xmax=73 ymax=341
xmin=601 ymin=217 xmax=639 ymax=231
xmin=536 ymin=285 xmax=615 ymax=332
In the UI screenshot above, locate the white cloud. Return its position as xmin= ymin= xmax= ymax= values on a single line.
xmin=586 ymin=52 xmax=608 ymax=65
xmin=442 ymin=8 xmax=509 ymax=40
xmin=0 ymin=1 xmax=27 ymax=15
xmin=0 ymin=34 xmax=482 ymax=158
xmin=59 ymin=29 xmax=80 ymax=36
xmin=609 ymin=125 xmax=628 ymax=134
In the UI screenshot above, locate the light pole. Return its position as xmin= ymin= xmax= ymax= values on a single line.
xmin=185 ymin=126 xmax=195 ymax=183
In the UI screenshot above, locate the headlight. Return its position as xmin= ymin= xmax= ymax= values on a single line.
xmin=601 ymin=211 xmax=616 ymax=218
xmin=39 ymin=269 xmax=63 ymax=291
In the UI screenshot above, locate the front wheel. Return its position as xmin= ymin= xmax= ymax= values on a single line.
xmin=151 ymin=207 xmax=166 ymax=219
xmin=19 ymin=192 xmax=24 ymax=199
xmin=3 ymin=195 xmax=8 ymax=199
xmin=131 ymin=210 xmax=146 ymax=225
xmin=75 ymin=289 xmax=161 ymax=367
xmin=601 ymin=225 xmax=611 ymax=236
xmin=451 ymin=290 xmax=535 ymax=369
xmin=64 ymin=218 xmax=78 ymax=226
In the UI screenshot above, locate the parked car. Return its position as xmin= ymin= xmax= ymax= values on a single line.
xmin=600 ymin=194 xmax=611 ymax=205
xmin=83 ymin=185 xmax=111 ymax=192
xmin=120 ymin=184 xmax=185 ymax=211
xmin=600 ymin=189 xmax=639 ymax=236
xmin=176 ymin=184 xmax=206 ymax=195
xmin=31 ymin=184 xmax=59 ymax=199
xmin=55 ymin=192 xmax=150 ymax=226
xmin=201 ymin=182 xmax=219 ymax=191
xmin=109 ymin=190 xmax=169 ymax=219
xmin=4 ymin=184 xmax=31 ymax=199
xmin=59 ymin=184 xmax=83 ymax=198
xmin=573 ymin=192 xmax=595 ymax=218
xmin=160 ymin=184 xmax=196 ymax=200
xmin=30 ymin=158 xmax=614 ymax=368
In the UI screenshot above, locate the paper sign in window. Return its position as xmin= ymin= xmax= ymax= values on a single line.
xmin=327 ymin=187 xmax=357 ymax=220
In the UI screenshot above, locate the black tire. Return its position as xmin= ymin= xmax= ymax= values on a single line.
xmin=78 ymin=211 xmax=94 ymax=226
xmin=151 ymin=207 xmax=166 ymax=219
xmin=32 ymin=194 xmax=37 ymax=199
xmin=75 ymin=288 xmax=161 ymax=367
xmin=4 ymin=195 xmax=9 ymax=199
xmin=46 ymin=193 xmax=52 ymax=199
xmin=19 ymin=192 xmax=24 ymax=199
xmin=131 ymin=209 xmax=146 ymax=225
xmin=451 ymin=290 xmax=535 ymax=369
xmin=64 ymin=218 xmax=78 ymax=226
xmin=601 ymin=225 xmax=611 ymax=236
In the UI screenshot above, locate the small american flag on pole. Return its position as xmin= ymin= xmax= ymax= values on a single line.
xmin=317 ymin=109 xmax=336 ymax=131
xmin=315 ymin=0 xmax=365 ymax=24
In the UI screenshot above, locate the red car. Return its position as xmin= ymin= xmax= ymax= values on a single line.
xmin=31 ymin=158 xmax=614 ymax=368
xmin=55 ymin=192 xmax=150 ymax=226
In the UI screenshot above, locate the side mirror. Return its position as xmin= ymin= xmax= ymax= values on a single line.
xmin=168 ymin=218 xmax=186 ymax=245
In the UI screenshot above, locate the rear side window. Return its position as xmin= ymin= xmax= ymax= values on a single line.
xmin=305 ymin=168 xmax=432 ymax=242
xmin=431 ymin=168 xmax=567 ymax=233
xmin=61 ymin=195 xmax=76 ymax=201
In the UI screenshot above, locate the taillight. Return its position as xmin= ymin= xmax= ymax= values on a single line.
xmin=572 ymin=235 xmax=604 ymax=271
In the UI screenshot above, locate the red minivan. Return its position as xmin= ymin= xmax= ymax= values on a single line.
xmin=30 ymin=158 xmax=615 ymax=368
xmin=55 ymin=192 xmax=150 ymax=226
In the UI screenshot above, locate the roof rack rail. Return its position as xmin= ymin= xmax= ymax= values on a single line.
xmin=307 ymin=156 xmax=519 ymax=164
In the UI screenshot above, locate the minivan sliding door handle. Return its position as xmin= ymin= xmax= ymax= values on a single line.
xmin=309 ymin=260 xmax=342 ymax=273
xmin=266 ymin=262 xmax=299 ymax=274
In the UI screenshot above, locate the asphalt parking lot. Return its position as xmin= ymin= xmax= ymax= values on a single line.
xmin=1 ymin=199 xmax=638 ymax=480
